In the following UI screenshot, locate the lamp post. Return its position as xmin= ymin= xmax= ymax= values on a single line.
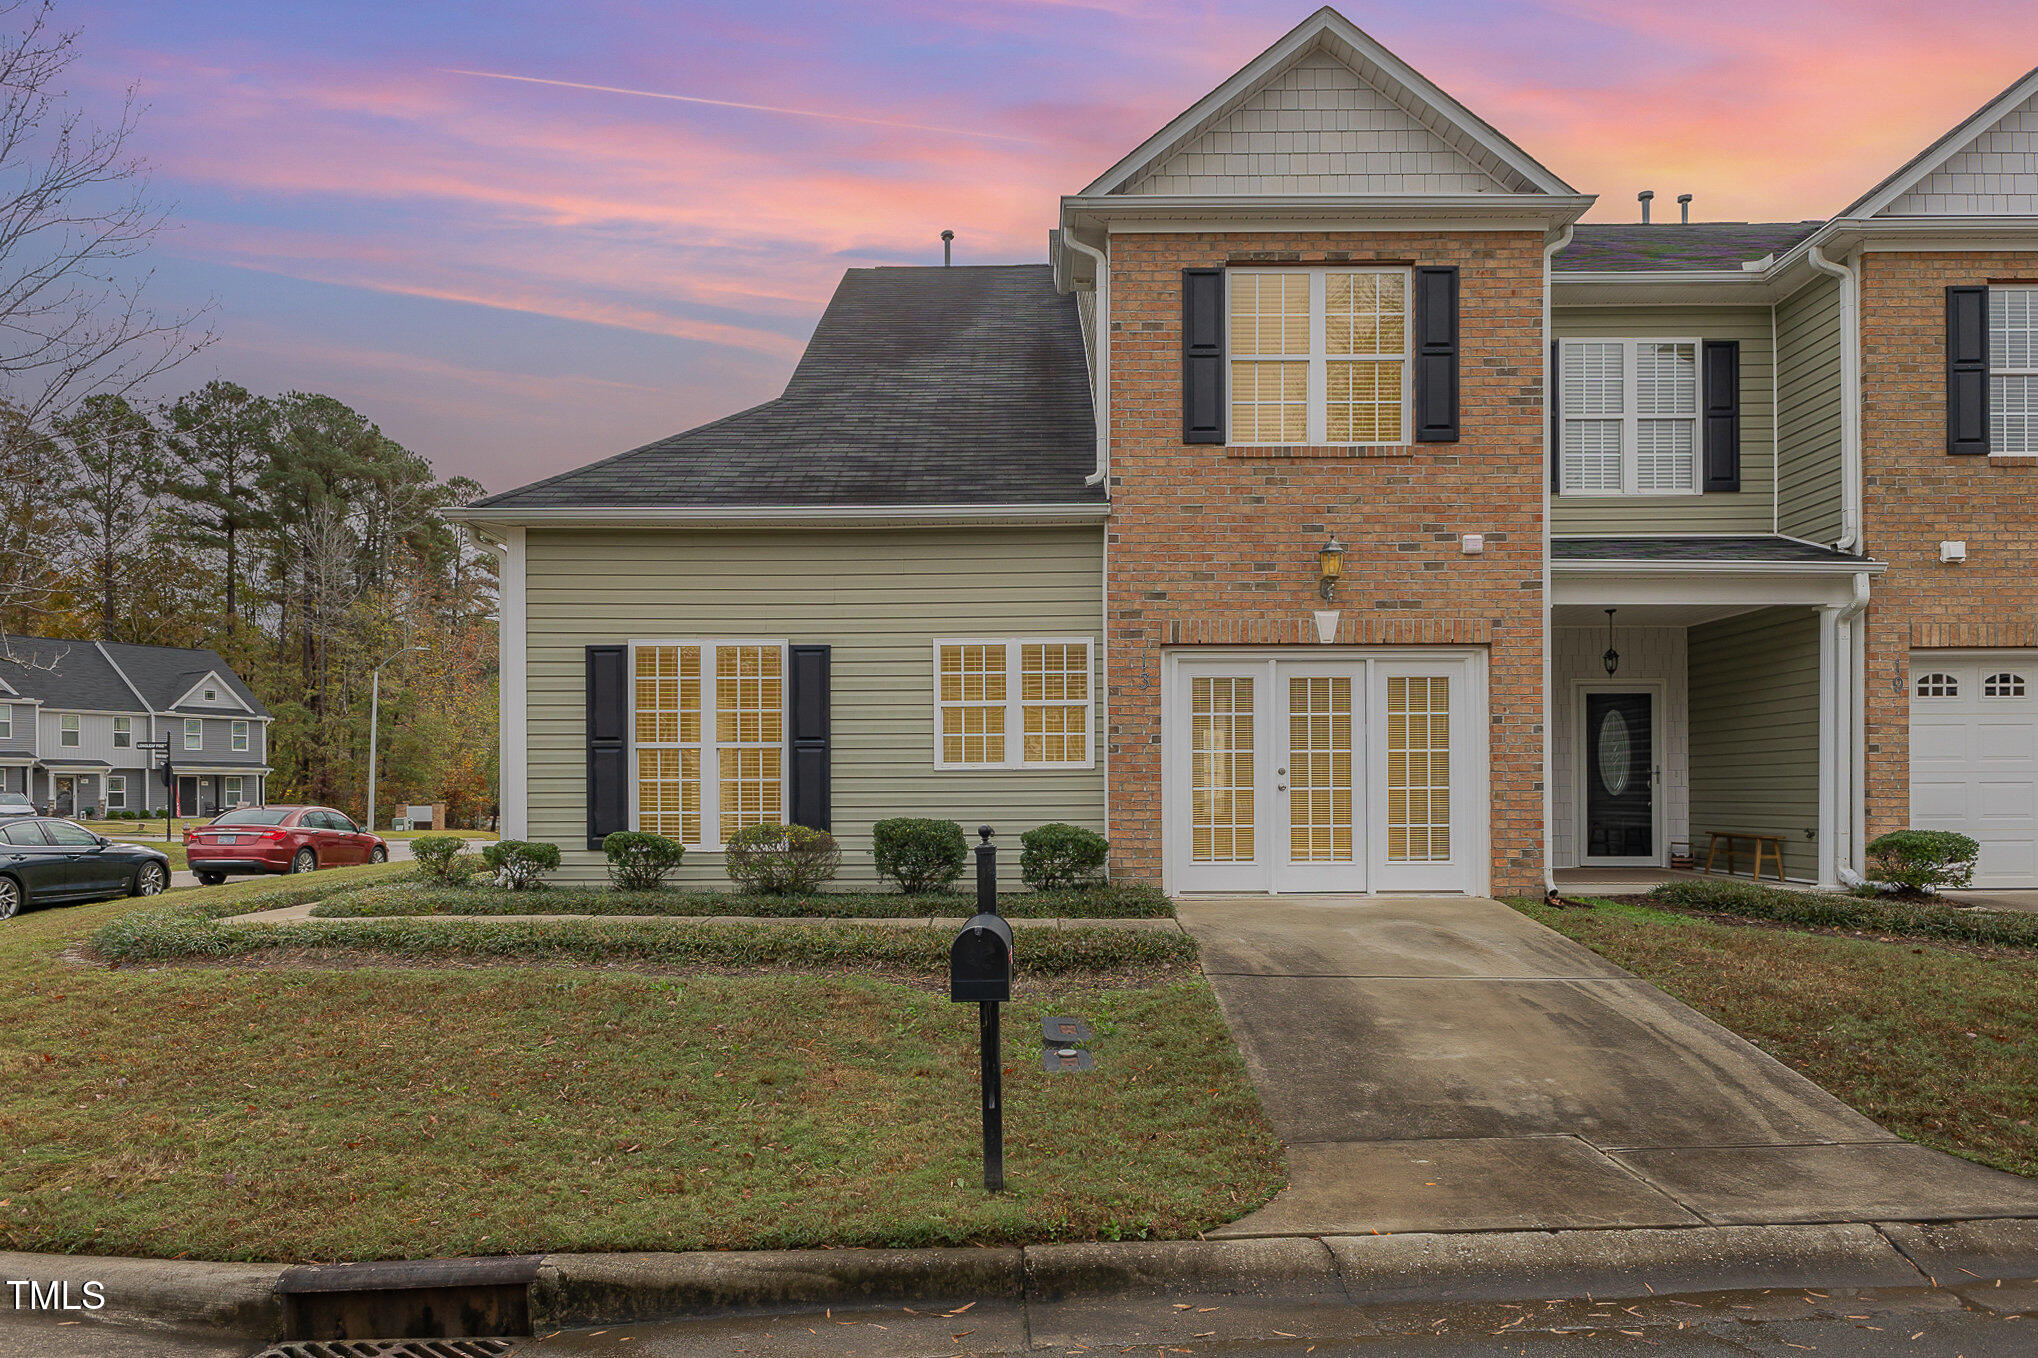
xmin=366 ymin=643 xmax=423 ymax=834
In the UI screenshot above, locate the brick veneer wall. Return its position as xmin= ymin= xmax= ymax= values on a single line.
xmin=1859 ymin=250 xmax=2038 ymax=840
xmin=1103 ymin=230 xmax=1548 ymax=894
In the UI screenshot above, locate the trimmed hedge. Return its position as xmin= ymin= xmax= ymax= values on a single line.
xmin=1645 ymin=877 xmax=2038 ymax=949
xmin=871 ymin=818 xmax=968 ymax=893
xmin=1020 ymin=823 xmax=1110 ymax=890
xmin=90 ymin=913 xmax=1196 ymax=973
xmin=602 ymin=831 xmax=685 ymax=891
xmin=311 ymin=881 xmax=1174 ymax=920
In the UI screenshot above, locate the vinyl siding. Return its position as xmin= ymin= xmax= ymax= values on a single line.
xmin=525 ymin=526 xmax=1106 ymax=886
xmin=0 ymin=701 xmax=33 ymax=754
xmin=1551 ymin=306 xmax=1775 ymax=534
xmin=1775 ymin=274 xmax=1845 ymax=543
xmin=1551 ymin=627 xmax=1689 ymax=867
xmin=1687 ymin=608 xmax=1821 ymax=881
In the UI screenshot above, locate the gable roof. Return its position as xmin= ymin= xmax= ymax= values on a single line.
xmin=1841 ymin=66 xmax=2038 ymax=218
xmin=1555 ymin=222 xmax=1826 ymax=273
xmin=0 ymin=637 xmax=145 ymax=711
xmin=464 ymin=264 xmax=1102 ymax=513
xmin=96 ymin=642 xmax=270 ymax=717
xmin=1080 ymin=6 xmax=1575 ymax=199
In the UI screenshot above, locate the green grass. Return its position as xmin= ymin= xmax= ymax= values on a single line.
xmin=1514 ymin=896 xmax=2038 ymax=1178
xmin=1642 ymin=877 xmax=2038 ymax=949
xmin=0 ymin=880 xmax=1275 ymax=1261
xmin=314 ymin=880 xmax=1175 ymax=920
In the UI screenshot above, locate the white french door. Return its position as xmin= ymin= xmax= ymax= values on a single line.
xmin=1168 ymin=652 xmax=1482 ymax=894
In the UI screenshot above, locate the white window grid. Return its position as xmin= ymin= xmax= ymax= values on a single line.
xmin=1916 ymin=672 xmax=1960 ymax=697
xmin=225 ymin=775 xmax=244 ymax=805
xmin=60 ymin=715 xmax=79 ymax=747
xmin=1558 ymin=338 xmax=1703 ymax=496
xmin=183 ymin=717 xmax=202 ymax=750
xmin=933 ymin=638 xmax=1096 ymax=771
xmin=231 ymin=720 xmax=249 ymax=752
xmin=1227 ymin=267 xmax=1411 ymax=447
xmin=106 ymin=775 xmax=126 ymax=809
xmin=112 ymin=716 xmax=129 ymax=748
xmin=627 ymin=639 xmax=787 ymax=851
xmin=1991 ymin=285 xmax=2038 ymax=456
xmin=1984 ymin=671 xmax=2028 ymax=698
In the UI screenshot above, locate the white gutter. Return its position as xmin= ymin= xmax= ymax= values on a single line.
xmin=1060 ymin=232 xmax=1111 ymax=488
xmin=443 ymin=503 xmax=1111 ymax=527
xmin=1542 ymin=223 xmax=1571 ymax=893
xmin=1807 ymin=244 xmax=1863 ymax=552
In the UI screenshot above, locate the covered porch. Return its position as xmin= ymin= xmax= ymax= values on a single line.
xmin=1550 ymin=537 xmax=1882 ymax=889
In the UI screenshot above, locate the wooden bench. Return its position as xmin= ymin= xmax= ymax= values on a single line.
xmin=1703 ymin=831 xmax=1786 ymax=884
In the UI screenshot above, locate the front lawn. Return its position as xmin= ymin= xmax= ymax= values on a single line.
xmin=0 ymin=880 xmax=1278 ymax=1262
xmin=1515 ymin=896 xmax=2038 ymax=1178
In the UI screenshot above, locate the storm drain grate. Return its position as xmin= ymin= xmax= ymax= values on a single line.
xmin=251 ymin=1340 xmax=518 ymax=1358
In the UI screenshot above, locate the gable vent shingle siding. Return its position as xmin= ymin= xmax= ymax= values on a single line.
xmin=1554 ymin=222 xmax=1826 ymax=273
xmin=468 ymin=265 xmax=1101 ymax=511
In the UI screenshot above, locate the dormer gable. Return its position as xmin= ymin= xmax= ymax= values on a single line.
xmin=1842 ymin=66 xmax=2038 ymax=218
xmin=172 ymin=670 xmax=254 ymax=713
xmin=1080 ymin=6 xmax=1575 ymax=201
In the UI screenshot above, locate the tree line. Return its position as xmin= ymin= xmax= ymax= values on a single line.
xmin=0 ymin=385 xmax=499 ymax=826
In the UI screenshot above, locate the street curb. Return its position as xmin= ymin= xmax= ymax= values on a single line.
xmin=6 ymin=1218 xmax=2037 ymax=1342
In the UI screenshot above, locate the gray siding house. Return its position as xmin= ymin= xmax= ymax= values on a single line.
xmin=0 ymin=636 xmax=272 ymax=816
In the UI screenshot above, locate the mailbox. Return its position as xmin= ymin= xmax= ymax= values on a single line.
xmin=949 ymin=912 xmax=1013 ymax=1003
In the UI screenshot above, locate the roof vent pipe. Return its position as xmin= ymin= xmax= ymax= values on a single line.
xmin=1638 ymin=189 xmax=1654 ymax=223
xmin=1677 ymin=193 xmax=1692 ymax=224
xmin=941 ymin=230 xmax=954 ymax=266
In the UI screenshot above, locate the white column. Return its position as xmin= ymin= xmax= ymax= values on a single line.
xmin=1816 ymin=605 xmax=1841 ymax=887
xmin=496 ymin=526 xmax=528 ymax=839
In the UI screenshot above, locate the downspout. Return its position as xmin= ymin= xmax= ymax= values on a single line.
xmin=1063 ymin=232 xmax=1110 ymax=488
xmin=1807 ymin=245 xmax=1861 ymax=553
xmin=1542 ymin=223 xmax=1573 ymax=892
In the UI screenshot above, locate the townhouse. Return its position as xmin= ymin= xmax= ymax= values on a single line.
xmin=0 ymin=637 xmax=273 ymax=817
xmin=451 ymin=7 xmax=2038 ymax=893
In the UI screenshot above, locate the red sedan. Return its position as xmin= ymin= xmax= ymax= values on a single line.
xmin=185 ymin=805 xmax=388 ymax=885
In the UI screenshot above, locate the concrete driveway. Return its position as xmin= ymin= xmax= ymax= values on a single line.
xmin=1181 ymin=894 xmax=2038 ymax=1236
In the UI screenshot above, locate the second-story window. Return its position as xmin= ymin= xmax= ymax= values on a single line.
xmin=184 ymin=717 xmax=202 ymax=750
xmin=1991 ymin=285 xmax=2038 ymax=455
xmin=231 ymin=720 xmax=249 ymax=752
xmin=1229 ymin=268 xmax=1408 ymax=446
xmin=112 ymin=716 xmax=130 ymax=748
xmin=1558 ymin=338 xmax=1702 ymax=495
xmin=0 ymin=706 xmax=10 ymax=739
xmin=60 ymin=714 xmax=79 ymax=747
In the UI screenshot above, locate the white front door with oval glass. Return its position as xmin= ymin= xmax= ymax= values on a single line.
xmin=1167 ymin=654 xmax=1481 ymax=894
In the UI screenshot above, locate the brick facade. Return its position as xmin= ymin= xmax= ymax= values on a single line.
xmin=1859 ymin=249 xmax=2038 ymax=840
xmin=1102 ymin=230 xmax=1548 ymax=894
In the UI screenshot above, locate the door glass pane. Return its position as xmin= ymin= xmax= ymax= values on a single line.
xmin=1386 ymin=675 xmax=1451 ymax=863
xmin=1288 ymin=676 xmax=1353 ymax=862
xmin=1191 ymin=676 xmax=1255 ymax=864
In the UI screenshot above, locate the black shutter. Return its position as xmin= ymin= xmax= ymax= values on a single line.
xmin=787 ymin=644 xmax=831 ymax=832
xmin=1549 ymin=340 xmax=1562 ymax=491
xmin=585 ymin=644 xmax=628 ymax=851
xmin=1182 ymin=268 xmax=1225 ymax=444
xmin=1702 ymin=340 xmax=1742 ymax=492
xmin=1413 ymin=266 xmax=1461 ymax=443
xmin=1947 ymin=285 xmax=1990 ymax=455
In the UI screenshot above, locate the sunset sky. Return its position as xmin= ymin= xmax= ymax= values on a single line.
xmin=72 ymin=0 xmax=2038 ymax=492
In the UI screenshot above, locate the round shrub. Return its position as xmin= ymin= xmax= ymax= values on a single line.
xmin=871 ymin=818 xmax=968 ymax=894
xmin=411 ymin=833 xmax=475 ymax=883
xmin=482 ymin=839 xmax=562 ymax=890
xmin=1867 ymin=829 xmax=1980 ymax=895
xmin=1020 ymin=823 xmax=1110 ymax=889
xmin=604 ymin=830 xmax=686 ymax=891
xmin=724 ymin=822 xmax=841 ymax=894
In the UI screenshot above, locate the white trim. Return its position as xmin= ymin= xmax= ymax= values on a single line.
xmin=492 ymin=526 xmax=528 ymax=838
xmin=1076 ymin=9 xmax=1576 ymax=198
xmin=182 ymin=717 xmax=202 ymax=751
xmin=1555 ymin=337 xmax=1705 ymax=497
xmin=111 ymin=715 xmax=131 ymax=750
xmin=1552 ymin=557 xmax=1886 ymax=576
xmin=106 ymin=773 xmax=126 ymax=810
xmin=1571 ymin=680 xmax=1667 ymax=868
xmin=230 ymin=719 xmax=250 ymax=752
xmin=0 ymin=706 xmax=9 ymax=740
xmin=931 ymin=637 xmax=1098 ymax=772
xmin=1554 ymin=568 xmax=1874 ymax=609
xmin=627 ymin=638 xmax=790 ymax=852
xmin=169 ymin=670 xmax=254 ymax=714
xmin=59 ymin=714 xmax=79 ymax=748
xmin=447 ymin=504 xmax=1110 ymax=529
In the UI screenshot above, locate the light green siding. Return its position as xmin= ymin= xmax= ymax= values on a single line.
xmin=1775 ymin=274 xmax=1845 ymax=543
xmin=525 ymin=526 xmax=1105 ymax=886
xmin=1551 ymin=306 xmax=1775 ymax=535
xmin=1687 ymin=608 xmax=1821 ymax=881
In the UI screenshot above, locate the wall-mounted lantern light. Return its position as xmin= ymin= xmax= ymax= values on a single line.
xmin=1602 ymin=607 xmax=1621 ymax=677
xmin=1317 ymin=535 xmax=1346 ymax=603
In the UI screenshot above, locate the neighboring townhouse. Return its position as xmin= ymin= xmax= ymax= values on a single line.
xmin=451 ymin=7 xmax=2038 ymax=893
xmin=0 ymin=636 xmax=272 ymax=816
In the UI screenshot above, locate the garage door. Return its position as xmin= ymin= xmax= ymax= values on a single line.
xmin=1909 ymin=654 xmax=2038 ymax=888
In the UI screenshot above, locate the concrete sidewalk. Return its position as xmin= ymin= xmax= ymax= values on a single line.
xmin=1178 ymin=894 xmax=2038 ymax=1237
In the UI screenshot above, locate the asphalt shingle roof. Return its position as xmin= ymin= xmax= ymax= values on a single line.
xmin=469 ymin=264 xmax=1102 ymax=512
xmin=1554 ymin=222 xmax=1826 ymax=273
xmin=0 ymin=637 xmax=269 ymax=717
xmin=1554 ymin=536 xmax=1874 ymax=565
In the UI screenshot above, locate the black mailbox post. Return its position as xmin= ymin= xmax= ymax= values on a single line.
xmin=950 ymin=827 xmax=1011 ymax=1190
